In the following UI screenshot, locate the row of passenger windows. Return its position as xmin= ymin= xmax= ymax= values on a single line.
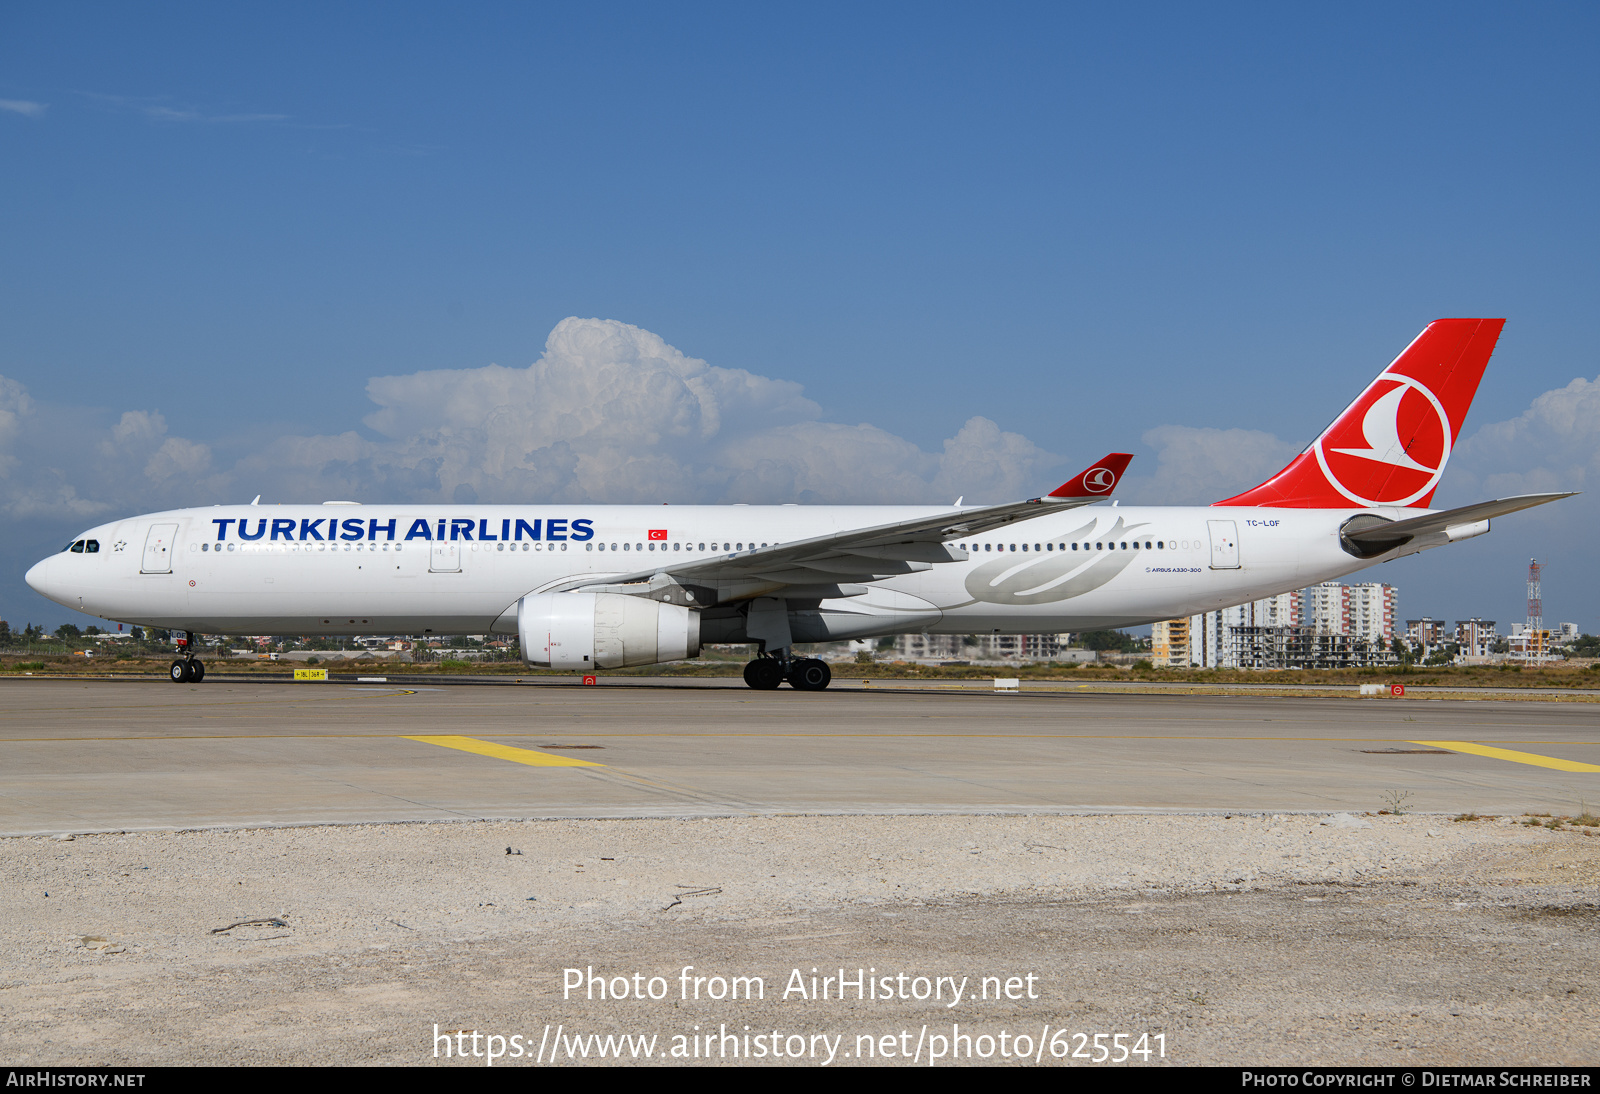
xmin=185 ymin=540 xmax=768 ymax=555
xmin=961 ymin=540 xmax=1173 ymax=552
xmin=589 ymin=541 xmax=763 ymax=552
xmin=183 ymin=537 xmax=1197 ymax=557
xmin=195 ymin=542 xmax=407 ymax=553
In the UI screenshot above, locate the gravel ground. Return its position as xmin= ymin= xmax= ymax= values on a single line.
xmin=3 ymin=813 xmax=1597 ymax=1066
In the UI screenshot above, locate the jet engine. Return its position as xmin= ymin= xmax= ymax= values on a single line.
xmin=518 ymin=592 xmax=700 ymax=669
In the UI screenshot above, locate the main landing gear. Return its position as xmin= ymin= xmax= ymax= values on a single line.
xmin=169 ymin=630 xmax=205 ymax=683
xmin=743 ymin=653 xmax=832 ymax=691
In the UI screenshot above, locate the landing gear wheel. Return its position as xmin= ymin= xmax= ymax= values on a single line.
xmin=190 ymin=660 xmax=205 ymax=683
xmin=743 ymin=658 xmax=783 ymax=690
xmin=788 ymin=658 xmax=832 ymax=691
xmin=170 ymin=660 xmax=193 ymax=683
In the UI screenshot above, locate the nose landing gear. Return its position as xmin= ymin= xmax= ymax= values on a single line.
xmin=169 ymin=630 xmax=205 ymax=683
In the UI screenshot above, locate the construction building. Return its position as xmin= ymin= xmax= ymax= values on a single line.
xmin=1155 ymin=581 xmax=1396 ymax=669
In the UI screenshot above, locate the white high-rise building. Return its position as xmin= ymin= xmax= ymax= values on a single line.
xmin=1454 ymin=618 xmax=1498 ymax=659
xmin=1346 ymin=583 xmax=1398 ymax=642
xmin=1306 ymin=581 xmax=1351 ymax=635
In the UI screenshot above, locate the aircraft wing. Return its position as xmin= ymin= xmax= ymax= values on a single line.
xmin=557 ymin=453 xmax=1134 ymax=603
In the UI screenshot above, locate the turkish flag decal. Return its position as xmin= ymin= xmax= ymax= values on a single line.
xmin=648 ymin=529 xmax=668 ymax=540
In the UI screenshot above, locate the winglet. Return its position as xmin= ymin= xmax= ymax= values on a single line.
xmin=1047 ymin=453 xmax=1133 ymax=499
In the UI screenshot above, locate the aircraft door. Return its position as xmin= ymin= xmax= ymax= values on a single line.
xmin=141 ymin=523 xmax=179 ymax=574
xmin=430 ymin=541 xmax=461 ymax=573
xmin=1207 ymin=520 xmax=1240 ymax=569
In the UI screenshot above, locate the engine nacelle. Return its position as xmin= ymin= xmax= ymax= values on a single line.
xmin=518 ymin=592 xmax=701 ymax=669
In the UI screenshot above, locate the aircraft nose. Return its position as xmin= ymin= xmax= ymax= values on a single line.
xmin=25 ymin=556 xmax=55 ymax=598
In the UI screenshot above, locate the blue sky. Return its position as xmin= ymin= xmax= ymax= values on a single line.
xmin=3 ymin=3 xmax=1597 ymax=633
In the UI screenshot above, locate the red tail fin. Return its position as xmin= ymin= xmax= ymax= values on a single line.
xmin=1215 ymin=318 xmax=1504 ymax=509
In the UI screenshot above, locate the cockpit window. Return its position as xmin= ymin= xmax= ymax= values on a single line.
xmin=84 ymin=540 xmax=99 ymax=553
xmin=70 ymin=540 xmax=85 ymax=554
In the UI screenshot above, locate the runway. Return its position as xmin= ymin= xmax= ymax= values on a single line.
xmin=3 ymin=677 xmax=1596 ymax=834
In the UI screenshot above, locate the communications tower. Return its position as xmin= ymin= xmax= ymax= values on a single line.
xmin=1525 ymin=558 xmax=1545 ymax=662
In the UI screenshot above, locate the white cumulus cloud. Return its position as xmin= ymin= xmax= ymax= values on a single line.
xmin=1449 ymin=374 xmax=1600 ymax=500
xmin=1123 ymin=425 xmax=1299 ymax=505
xmin=246 ymin=317 xmax=1061 ymax=506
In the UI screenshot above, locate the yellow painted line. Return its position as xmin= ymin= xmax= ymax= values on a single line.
xmin=6 ymin=732 xmax=1600 ymax=745
xmin=1411 ymin=741 xmax=1600 ymax=773
xmin=403 ymin=735 xmax=602 ymax=767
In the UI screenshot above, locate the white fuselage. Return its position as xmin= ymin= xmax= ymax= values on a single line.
xmin=26 ymin=501 xmax=1436 ymax=641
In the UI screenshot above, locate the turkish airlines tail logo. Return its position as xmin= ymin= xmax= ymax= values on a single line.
xmin=1216 ymin=318 xmax=1503 ymax=509
xmin=1330 ymin=383 xmax=1440 ymax=472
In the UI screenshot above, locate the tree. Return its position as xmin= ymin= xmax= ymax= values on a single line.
xmin=1424 ymin=643 xmax=1459 ymax=667
xmin=54 ymin=623 xmax=81 ymax=642
xmin=1569 ymin=634 xmax=1600 ymax=658
xmin=1079 ymin=629 xmax=1136 ymax=652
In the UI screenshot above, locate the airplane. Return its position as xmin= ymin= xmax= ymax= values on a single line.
xmin=25 ymin=318 xmax=1573 ymax=690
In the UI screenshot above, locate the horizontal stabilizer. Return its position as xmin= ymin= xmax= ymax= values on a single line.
xmin=1340 ymin=492 xmax=1576 ymax=558
xmin=1343 ymin=492 xmax=1576 ymax=543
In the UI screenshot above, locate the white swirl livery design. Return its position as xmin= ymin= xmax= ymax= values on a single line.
xmin=962 ymin=517 xmax=1149 ymax=605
